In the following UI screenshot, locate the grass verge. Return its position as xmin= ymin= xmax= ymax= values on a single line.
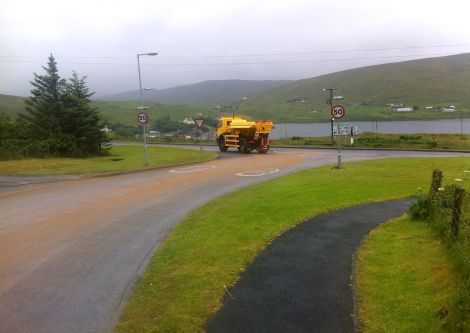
xmin=356 ymin=215 xmax=461 ymax=333
xmin=0 ymin=145 xmax=216 ymax=175
xmin=116 ymin=157 xmax=470 ymax=333
xmin=274 ymin=133 xmax=470 ymax=150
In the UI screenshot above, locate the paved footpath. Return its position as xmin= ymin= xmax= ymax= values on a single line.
xmin=207 ymin=198 xmax=414 ymax=333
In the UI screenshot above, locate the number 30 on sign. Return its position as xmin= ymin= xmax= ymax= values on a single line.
xmin=331 ymin=105 xmax=346 ymax=119
xmin=137 ymin=112 xmax=149 ymax=124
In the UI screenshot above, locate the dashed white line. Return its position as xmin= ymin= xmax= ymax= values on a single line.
xmin=236 ymin=168 xmax=280 ymax=177
xmin=169 ymin=165 xmax=216 ymax=174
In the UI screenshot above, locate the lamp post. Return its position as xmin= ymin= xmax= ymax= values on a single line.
xmin=137 ymin=52 xmax=158 ymax=166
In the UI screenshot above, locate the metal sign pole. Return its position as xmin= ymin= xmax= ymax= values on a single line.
xmin=143 ymin=123 xmax=149 ymax=165
xmin=200 ymin=128 xmax=203 ymax=151
xmin=337 ymin=119 xmax=342 ymax=169
xmin=331 ymin=104 xmax=345 ymax=169
xmin=194 ymin=118 xmax=204 ymax=152
xmin=137 ymin=112 xmax=149 ymax=165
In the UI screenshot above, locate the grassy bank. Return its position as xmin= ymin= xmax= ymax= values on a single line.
xmin=274 ymin=133 xmax=470 ymax=150
xmin=116 ymin=157 xmax=469 ymax=333
xmin=356 ymin=215 xmax=462 ymax=332
xmin=0 ymin=145 xmax=216 ymax=175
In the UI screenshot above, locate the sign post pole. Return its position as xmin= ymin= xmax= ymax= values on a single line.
xmin=337 ymin=118 xmax=342 ymax=168
xmin=193 ymin=118 xmax=205 ymax=152
xmin=137 ymin=112 xmax=149 ymax=165
xmin=331 ymin=105 xmax=346 ymax=169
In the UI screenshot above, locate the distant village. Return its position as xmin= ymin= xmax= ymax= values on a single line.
xmin=386 ymin=103 xmax=458 ymax=113
xmin=286 ymin=95 xmax=459 ymax=114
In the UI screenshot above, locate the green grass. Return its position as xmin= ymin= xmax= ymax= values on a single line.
xmin=116 ymin=157 xmax=470 ymax=333
xmin=0 ymin=145 xmax=216 ymax=175
xmin=274 ymin=133 xmax=470 ymax=150
xmin=356 ymin=215 xmax=461 ymax=333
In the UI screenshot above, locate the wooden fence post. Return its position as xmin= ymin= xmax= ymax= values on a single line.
xmin=451 ymin=187 xmax=465 ymax=239
xmin=428 ymin=169 xmax=443 ymax=198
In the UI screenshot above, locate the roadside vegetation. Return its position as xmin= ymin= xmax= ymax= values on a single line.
xmin=0 ymin=55 xmax=108 ymax=160
xmin=0 ymin=145 xmax=216 ymax=175
xmin=274 ymin=133 xmax=470 ymax=150
xmin=356 ymin=215 xmax=462 ymax=332
xmin=116 ymin=157 xmax=469 ymax=333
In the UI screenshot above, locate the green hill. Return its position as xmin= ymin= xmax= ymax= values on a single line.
xmin=0 ymin=94 xmax=26 ymax=118
xmin=237 ymin=53 xmax=470 ymax=122
xmin=0 ymin=96 xmax=218 ymax=127
xmin=3 ymin=54 xmax=470 ymax=124
xmin=93 ymin=100 xmax=218 ymax=126
xmin=98 ymin=79 xmax=293 ymax=105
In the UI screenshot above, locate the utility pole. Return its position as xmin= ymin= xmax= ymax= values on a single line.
xmin=323 ymin=88 xmax=336 ymax=143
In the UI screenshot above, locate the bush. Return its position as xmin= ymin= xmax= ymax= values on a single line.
xmin=409 ymin=182 xmax=470 ymax=331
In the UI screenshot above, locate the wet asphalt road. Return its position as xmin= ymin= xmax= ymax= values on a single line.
xmin=206 ymin=198 xmax=414 ymax=333
xmin=0 ymin=146 xmax=466 ymax=333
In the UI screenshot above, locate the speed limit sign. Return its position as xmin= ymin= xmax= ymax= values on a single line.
xmin=137 ymin=112 xmax=149 ymax=124
xmin=331 ymin=105 xmax=346 ymax=119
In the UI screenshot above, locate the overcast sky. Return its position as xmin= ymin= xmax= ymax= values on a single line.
xmin=1 ymin=0 xmax=470 ymax=96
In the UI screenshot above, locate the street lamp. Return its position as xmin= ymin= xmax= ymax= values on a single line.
xmin=137 ymin=52 xmax=158 ymax=166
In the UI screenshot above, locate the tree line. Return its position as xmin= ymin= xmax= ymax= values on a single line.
xmin=0 ymin=55 xmax=108 ymax=160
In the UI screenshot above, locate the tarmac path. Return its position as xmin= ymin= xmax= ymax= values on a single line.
xmin=206 ymin=198 xmax=414 ymax=333
xmin=0 ymin=146 xmax=465 ymax=333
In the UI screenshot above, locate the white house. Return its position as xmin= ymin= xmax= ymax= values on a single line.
xmin=101 ymin=125 xmax=112 ymax=133
xmin=394 ymin=107 xmax=414 ymax=112
xmin=148 ymin=130 xmax=160 ymax=138
xmin=182 ymin=117 xmax=195 ymax=125
xmin=442 ymin=106 xmax=456 ymax=112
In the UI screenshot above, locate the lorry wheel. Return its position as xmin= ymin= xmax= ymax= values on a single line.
xmin=239 ymin=138 xmax=251 ymax=154
xmin=257 ymin=145 xmax=269 ymax=153
xmin=218 ymin=137 xmax=228 ymax=152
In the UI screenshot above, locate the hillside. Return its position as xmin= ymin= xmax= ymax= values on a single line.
xmin=0 ymin=95 xmax=218 ymax=126
xmin=98 ymin=79 xmax=293 ymax=105
xmin=93 ymin=100 xmax=218 ymax=126
xmin=3 ymin=54 xmax=470 ymax=125
xmin=0 ymin=94 xmax=26 ymax=118
xmin=238 ymin=53 xmax=470 ymax=122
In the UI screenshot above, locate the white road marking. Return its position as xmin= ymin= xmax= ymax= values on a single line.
xmin=169 ymin=165 xmax=216 ymax=173
xmin=236 ymin=168 xmax=280 ymax=177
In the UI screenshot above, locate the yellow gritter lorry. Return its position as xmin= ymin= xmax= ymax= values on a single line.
xmin=216 ymin=116 xmax=274 ymax=153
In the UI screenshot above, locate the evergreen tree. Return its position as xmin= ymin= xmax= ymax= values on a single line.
xmin=23 ymin=54 xmax=66 ymax=140
xmin=62 ymin=72 xmax=108 ymax=155
xmin=22 ymin=55 xmax=108 ymax=156
xmin=65 ymin=71 xmax=94 ymax=102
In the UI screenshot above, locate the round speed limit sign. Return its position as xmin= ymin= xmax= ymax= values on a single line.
xmin=331 ymin=105 xmax=346 ymax=119
xmin=137 ymin=112 xmax=149 ymax=124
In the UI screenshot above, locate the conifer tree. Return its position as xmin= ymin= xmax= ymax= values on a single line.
xmin=22 ymin=55 xmax=108 ymax=156
xmin=23 ymin=54 xmax=66 ymax=139
xmin=62 ymin=71 xmax=107 ymax=155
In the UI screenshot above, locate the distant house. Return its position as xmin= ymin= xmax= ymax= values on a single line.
xmin=101 ymin=125 xmax=112 ymax=133
xmin=333 ymin=96 xmax=344 ymax=100
xmin=287 ymin=97 xmax=307 ymax=104
xmin=387 ymin=103 xmax=404 ymax=108
xmin=394 ymin=107 xmax=414 ymax=112
xmin=425 ymin=106 xmax=434 ymax=110
xmin=182 ymin=117 xmax=195 ymax=125
xmin=442 ymin=106 xmax=456 ymax=112
xmin=148 ymin=130 xmax=160 ymax=138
